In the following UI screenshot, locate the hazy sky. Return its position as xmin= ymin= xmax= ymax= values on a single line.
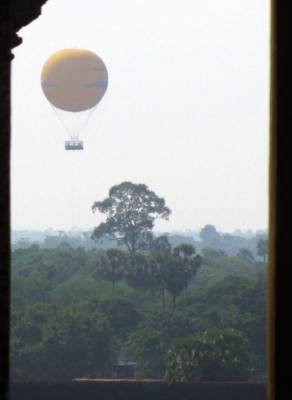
xmin=11 ymin=0 xmax=270 ymax=233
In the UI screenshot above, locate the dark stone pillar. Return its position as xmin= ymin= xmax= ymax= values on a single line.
xmin=0 ymin=2 xmax=12 ymax=398
xmin=0 ymin=3 xmax=47 ymax=399
xmin=273 ymin=1 xmax=292 ymax=399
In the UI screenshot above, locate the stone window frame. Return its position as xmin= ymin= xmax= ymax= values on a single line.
xmin=0 ymin=1 xmax=289 ymax=399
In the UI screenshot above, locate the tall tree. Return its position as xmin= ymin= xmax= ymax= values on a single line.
xmin=166 ymin=245 xmax=201 ymax=310
xmin=92 ymin=182 xmax=171 ymax=253
xmin=149 ymin=235 xmax=172 ymax=307
xmin=256 ymin=238 xmax=268 ymax=263
xmin=125 ymin=252 xmax=153 ymax=290
xmin=162 ymin=254 xmax=190 ymax=311
xmin=98 ymin=248 xmax=127 ymax=289
xmin=173 ymin=243 xmax=201 ymax=276
xmin=150 ymin=254 xmax=169 ymax=308
xmin=151 ymin=244 xmax=201 ymax=310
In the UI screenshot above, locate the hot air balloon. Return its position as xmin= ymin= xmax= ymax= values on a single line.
xmin=41 ymin=49 xmax=108 ymax=150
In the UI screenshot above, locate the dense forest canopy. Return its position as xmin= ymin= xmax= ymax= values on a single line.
xmin=11 ymin=183 xmax=268 ymax=382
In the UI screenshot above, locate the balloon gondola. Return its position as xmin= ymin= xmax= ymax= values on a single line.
xmin=41 ymin=49 xmax=108 ymax=150
xmin=65 ymin=139 xmax=84 ymax=150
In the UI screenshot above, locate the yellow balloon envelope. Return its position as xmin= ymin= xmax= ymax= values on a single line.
xmin=41 ymin=49 xmax=108 ymax=112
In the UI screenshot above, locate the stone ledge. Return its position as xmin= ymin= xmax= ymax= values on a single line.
xmin=10 ymin=381 xmax=267 ymax=400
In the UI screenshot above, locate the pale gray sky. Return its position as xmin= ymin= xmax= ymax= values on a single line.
xmin=11 ymin=0 xmax=270 ymax=233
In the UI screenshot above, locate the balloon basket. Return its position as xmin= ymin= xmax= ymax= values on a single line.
xmin=65 ymin=139 xmax=84 ymax=151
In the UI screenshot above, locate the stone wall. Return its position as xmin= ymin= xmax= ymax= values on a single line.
xmin=10 ymin=381 xmax=266 ymax=400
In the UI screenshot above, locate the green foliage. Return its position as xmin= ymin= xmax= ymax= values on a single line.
xmin=125 ymin=328 xmax=164 ymax=378
xmin=149 ymin=235 xmax=172 ymax=255
xmin=125 ymin=252 xmax=153 ymax=290
xmin=10 ymin=302 xmax=114 ymax=380
xmin=50 ymin=274 xmax=101 ymax=305
xmin=92 ymin=182 xmax=171 ymax=253
xmin=10 ymin=240 xmax=267 ymax=381
xmin=149 ymin=244 xmax=200 ymax=310
xmin=201 ymin=247 xmax=227 ymax=266
xmin=142 ymin=310 xmax=199 ymax=347
xmin=125 ymin=310 xmax=198 ymax=378
xmin=165 ymin=329 xmax=250 ymax=382
xmin=193 ymin=252 xmax=266 ymax=290
xmin=182 ymin=274 xmax=267 ymax=378
xmin=161 ymin=254 xmax=190 ymax=310
xmin=99 ymin=297 xmax=142 ymax=341
xmin=237 ymin=248 xmax=255 ymax=262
